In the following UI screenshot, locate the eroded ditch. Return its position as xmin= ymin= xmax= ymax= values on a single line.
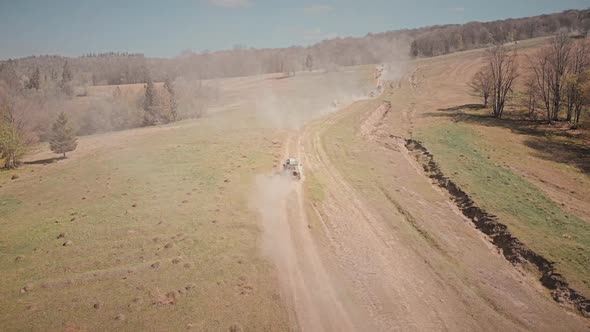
xmin=399 ymin=137 xmax=590 ymax=318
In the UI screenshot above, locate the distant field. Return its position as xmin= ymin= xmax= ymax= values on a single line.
xmin=86 ymin=82 xmax=158 ymax=98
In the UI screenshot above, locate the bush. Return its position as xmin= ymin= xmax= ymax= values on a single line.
xmin=0 ymin=122 xmax=27 ymax=168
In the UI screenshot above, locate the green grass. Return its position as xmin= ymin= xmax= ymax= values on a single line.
xmin=416 ymin=122 xmax=590 ymax=296
xmin=305 ymin=171 xmax=326 ymax=203
xmin=0 ymin=195 xmax=21 ymax=217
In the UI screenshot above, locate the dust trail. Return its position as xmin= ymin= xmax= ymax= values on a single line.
xmin=253 ymin=68 xmax=381 ymax=130
xmin=250 ymin=136 xmax=356 ymax=331
xmin=251 ymin=173 xmax=307 ymax=328
xmin=249 ymin=64 xmax=403 ymax=330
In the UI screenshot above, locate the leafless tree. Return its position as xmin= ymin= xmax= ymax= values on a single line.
xmin=411 ymin=9 xmax=587 ymax=57
xmin=564 ymin=40 xmax=590 ymax=126
xmin=528 ymin=50 xmax=553 ymax=122
xmin=582 ymin=75 xmax=590 ymax=126
xmin=522 ymin=74 xmax=539 ymax=118
xmin=485 ymin=44 xmax=518 ymax=118
xmin=305 ymin=54 xmax=313 ymax=71
xmin=529 ymin=34 xmax=573 ymax=123
xmin=161 ymin=78 xmax=177 ymax=123
xmin=547 ymin=34 xmax=572 ymax=121
xmin=469 ymin=67 xmax=493 ymax=107
xmin=0 ymin=60 xmax=21 ymax=92
xmin=26 ymin=67 xmax=41 ymax=90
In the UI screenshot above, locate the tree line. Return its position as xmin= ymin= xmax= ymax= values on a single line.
xmin=2 ymin=9 xmax=588 ymax=88
xmin=0 ymin=54 xmax=190 ymax=169
xmin=0 ymin=85 xmax=77 ymax=168
xmin=470 ymin=34 xmax=590 ymax=128
xmin=2 ymin=8 xmax=589 ymax=169
xmin=411 ymin=9 xmax=590 ymax=57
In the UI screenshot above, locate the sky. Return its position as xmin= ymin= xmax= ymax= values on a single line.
xmin=0 ymin=0 xmax=589 ymax=59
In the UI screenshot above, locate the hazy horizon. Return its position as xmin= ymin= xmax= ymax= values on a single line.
xmin=1 ymin=0 xmax=589 ymax=60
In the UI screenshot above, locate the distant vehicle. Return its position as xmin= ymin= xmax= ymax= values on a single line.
xmin=283 ymin=158 xmax=302 ymax=180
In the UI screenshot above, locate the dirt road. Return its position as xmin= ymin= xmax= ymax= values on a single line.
xmin=259 ymin=64 xmax=590 ymax=331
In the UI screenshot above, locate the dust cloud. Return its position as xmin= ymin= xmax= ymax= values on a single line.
xmin=380 ymin=61 xmax=407 ymax=82
xmin=248 ymin=61 xmax=407 ymax=330
xmin=249 ymin=173 xmax=302 ymax=320
xmin=250 ymin=174 xmax=294 ymax=256
xmin=251 ymin=58 xmax=409 ymax=130
xmin=253 ymin=69 xmax=376 ymax=129
xmin=251 ymin=173 xmax=292 ymax=219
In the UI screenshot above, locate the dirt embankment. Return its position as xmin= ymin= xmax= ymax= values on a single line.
xmin=359 ymin=101 xmax=391 ymax=140
xmin=401 ymin=137 xmax=590 ymax=318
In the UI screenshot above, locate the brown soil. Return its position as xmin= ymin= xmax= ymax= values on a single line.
xmin=263 ymin=52 xmax=590 ymax=330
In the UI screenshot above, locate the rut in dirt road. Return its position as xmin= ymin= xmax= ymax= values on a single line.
xmin=294 ymin=95 xmax=590 ymax=331
xmin=252 ymin=133 xmax=358 ymax=332
xmin=255 ymin=67 xmax=590 ymax=330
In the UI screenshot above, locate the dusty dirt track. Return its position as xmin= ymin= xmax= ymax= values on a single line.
xmin=265 ymin=58 xmax=590 ymax=331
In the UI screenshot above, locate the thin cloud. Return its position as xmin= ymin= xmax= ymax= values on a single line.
xmin=208 ymin=0 xmax=252 ymax=8
xmin=449 ymin=7 xmax=465 ymax=13
xmin=304 ymin=4 xmax=334 ymax=15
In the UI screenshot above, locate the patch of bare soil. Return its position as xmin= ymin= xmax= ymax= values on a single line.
xmin=359 ymin=101 xmax=391 ymax=140
xmin=286 ymin=76 xmax=590 ymax=330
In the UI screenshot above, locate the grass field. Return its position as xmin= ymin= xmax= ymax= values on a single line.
xmin=0 ymin=66 xmax=375 ymax=330
xmin=415 ymin=120 xmax=590 ymax=296
xmin=2 ymin=38 xmax=590 ymax=329
xmin=0 ymin=111 xmax=291 ymax=331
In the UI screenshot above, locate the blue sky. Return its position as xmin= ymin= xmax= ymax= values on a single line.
xmin=0 ymin=0 xmax=589 ymax=59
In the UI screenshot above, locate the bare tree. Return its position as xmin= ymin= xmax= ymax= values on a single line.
xmin=547 ymin=34 xmax=572 ymax=121
xmin=61 ymin=60 xmax=73 ymax=84
xmin=528 ymin=50 xmax=553 ymax=122
xmin=161 ymin=78 xmax=177 ymax=123
xmin=522 ymin=74 xmax=539 ymax=117
xmin=486 ymin=44 xmax=518 ymax=118
xmin=581 ymin=73 xmax=590 ymax=126
xmin=564 ymin=40 xmax=590 ymax=126
xmin=143 ymin=77 xmax=158 ymax=126
xmin=469 ymin=67 xmax=493 ymax=107
xmin=0 ymin=60 xmax=20 ymax=92
xmin=26 ymin=67 xmax=41 ymax=90
xmin=305 ymin=54 xmax=313 ymax=72
xmin=569 ymin=68 xmax=590 ymax=128
xmin=529 ymin=34 xmax=573 ymax=123
xmin=60 ymin=61 xmax=74 ymax=96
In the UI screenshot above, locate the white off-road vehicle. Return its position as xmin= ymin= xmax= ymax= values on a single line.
xmin=283 ymin=158 xmax=303 ymax=180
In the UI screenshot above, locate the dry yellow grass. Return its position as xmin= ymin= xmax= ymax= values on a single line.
xmin=0 ymin=66 xmax=374 ymax=330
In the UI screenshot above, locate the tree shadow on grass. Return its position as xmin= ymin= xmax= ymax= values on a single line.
xmin=424 ymin=107 xmax=590 ymax=174
xmin=437 ymin=104 xmax=486 ymax=112
xmin=24 ymin=156 xmax=65 ymax=165
xmin=524 ymin=137 xmax=590 ymax=174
